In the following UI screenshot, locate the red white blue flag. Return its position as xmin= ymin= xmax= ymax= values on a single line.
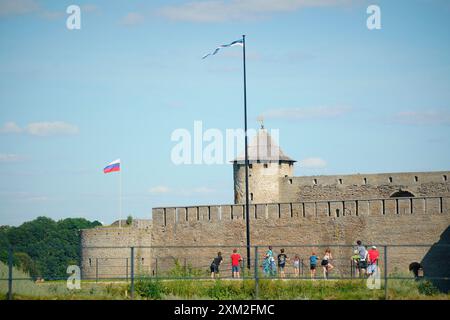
xmin=103 ymin=159 xmax=120 ymax=174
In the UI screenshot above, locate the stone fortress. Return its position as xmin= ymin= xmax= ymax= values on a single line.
xmin=81 ymin=126 xmax=450 ymax=288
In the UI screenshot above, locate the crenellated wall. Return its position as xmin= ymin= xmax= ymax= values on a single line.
xmin=279 ymin=171 xmax=450 ymax=202
xmin=149 ymin=196 xmax=450 ymax=278
xmin=152 ymin=196 xmax=450 ymax=226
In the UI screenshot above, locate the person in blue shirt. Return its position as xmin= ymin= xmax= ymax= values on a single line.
xmin=310 ymin=252 xmax=319 ymax=279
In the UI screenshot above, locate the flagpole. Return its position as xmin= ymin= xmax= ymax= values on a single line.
xmin=242 ymin=34 xmax=251 ymax=271
xmin=119 ymin=164 xmax=122 ymax=228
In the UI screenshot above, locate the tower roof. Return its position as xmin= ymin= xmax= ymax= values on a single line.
xmin=233 ymin=128 xmax=296 ymax=163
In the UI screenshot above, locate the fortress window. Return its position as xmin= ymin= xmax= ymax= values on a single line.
xmin=250 ymin=193 xmax=253 ymax=201
xmin=249 ymin=164 xmax=252 ymax=169
xmin=363 ymin=178 xmax=367 ymax=185
xmin=414 ymin=176 xmax=418 ymax=182
xmin=289 ymin=179 xmax=293 ymax=184
xmin=89 ymin=258 xmax=92 ymax=267
xmin=313 ymin=179 xmax=318 ymax=185
xmin=264 ymin=163 xmax=268 ymax=168
xmin=388 ymin=177 xmax=393 ymax=183
xmin=338 ymin=179 xmax=343 ymax=185
xmin=444 ymin=175 xmax=448 ymax=182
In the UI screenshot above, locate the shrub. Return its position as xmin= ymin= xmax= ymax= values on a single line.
xmin=126 ymin=216 xmax=133 ymax=226
xmin=134 ymin=278 xmax=163 ymax=300
xmin=417 ymin=280 xmax=439 ymax=296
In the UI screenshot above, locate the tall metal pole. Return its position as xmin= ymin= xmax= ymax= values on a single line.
xmin=242 ymin=34 xmax=251 ymax=270
xmin=119 ymin=165 xmax=122 ymax=228
xmin=7 ymin=246 xmax=13 ymax=300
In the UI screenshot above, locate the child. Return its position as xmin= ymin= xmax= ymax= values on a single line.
xmin=310 ymin=252 xmax=319 ymax=279
xmin=230 ymin=248 xmax=242 ymax=278
xmin=210 ymin=252 xmax=223 ymax=279
xmin=277 ymin=248 xmax=288 ymax=278
xmin=351 ymin=249 xmax=360 ymax=277
xmin=321 ymin=249 xmax=334 ymax=279
xmin=293 ymin=255 xmax=300 ymax=278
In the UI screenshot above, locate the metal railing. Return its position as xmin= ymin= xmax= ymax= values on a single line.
xmin=1 ymin=243 xmax=449 ymax=300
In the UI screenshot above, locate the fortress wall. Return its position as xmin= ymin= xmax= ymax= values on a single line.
xmin=81 ymin=224 xmax=152 ymax=279
xmin=279 ymin=171 xmax=450 ymax=202
xmin=153 ymin=196 xmax=448 ymax=226
xmin=150 ymin=196 xmax=450 ymax=276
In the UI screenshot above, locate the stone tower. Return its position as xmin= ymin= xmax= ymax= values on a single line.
xmin=233 ymin=126 xmax=296 ymax=204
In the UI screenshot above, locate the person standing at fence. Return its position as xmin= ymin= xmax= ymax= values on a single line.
xmin=321 ymin=249 xmax=334 ymax=279
xmin=263 ymin=246 xmax=276 ymax=277
xmin=367 ymin=246 xmax=379 ymax=276
xmin=210 ymin=252 xmax=223 ymax=279
xmin=351 ymin=249 xmax=361 ymax=277
xmin=230 ymin=248 xmax=242 ymax=278
xmin=310 ymin=252 xmax=319 ymax=279
xmin=293 ymin=255 xmax=300 ymax=278
xmin=356 ymin=240 xmax=368 ymax=277
xmin=277 ymin=248 xmax=288 ymax=278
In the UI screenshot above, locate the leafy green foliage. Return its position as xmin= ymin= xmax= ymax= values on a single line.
xmin=167 ymin=259 xmax=205 ymax=278
xmin=134 ymin=278 xmax=163 ymax=299
xmin=126 ymin=215 xmax=133 ymax=226
xmin=417 ymin=280 xmax=439 ymax=296
xmin=0 ymin=217 xmax=101 ymax=279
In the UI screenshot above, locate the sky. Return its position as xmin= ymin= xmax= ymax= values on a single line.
xmin=0 ymin=0 xmax=449 ymax=226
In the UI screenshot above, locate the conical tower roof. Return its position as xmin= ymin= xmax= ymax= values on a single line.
xmin=233 ymin=128 xmax=296 ymax=163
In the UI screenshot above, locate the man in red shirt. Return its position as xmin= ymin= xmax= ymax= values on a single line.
xmin=367 ymin=246 xmax=379 ymax=276
xmin=231 ymin=248 xmax=242 ymax=278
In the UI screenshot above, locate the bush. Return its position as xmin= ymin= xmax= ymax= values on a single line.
xmin=417 ymin=280 xmax=439 ymax=296
xmin=134 ymin=278 xmax=163 ymax=299
xmin=167 ymin=259 xmax=205 ymax=278
xmin=126 ymin=216 xmax=133 ymax=226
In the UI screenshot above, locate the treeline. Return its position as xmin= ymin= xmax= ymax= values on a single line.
xmin=0 ymin=216 xmax=101 ymax=279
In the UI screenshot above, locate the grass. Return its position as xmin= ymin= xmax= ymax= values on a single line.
xmin=1 ymin=262 xmax=449 ymax=300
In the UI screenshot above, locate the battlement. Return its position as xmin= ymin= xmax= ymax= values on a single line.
xmin=152 ymin=195 xmax=450 ymax=227
xmin=283 ymin=171 xmax=449 ymax=187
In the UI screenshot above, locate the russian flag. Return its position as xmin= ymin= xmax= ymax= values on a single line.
xmin=103 ymin=159 xmax=120 ymax=174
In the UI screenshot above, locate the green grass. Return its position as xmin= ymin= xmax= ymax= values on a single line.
xmin=0 ymin=262 xmax=129 ymax=300
xmin=2 ymin=262 xmax=449 ymax=300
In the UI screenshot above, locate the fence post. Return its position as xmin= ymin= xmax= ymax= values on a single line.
xmin=130 ymin=247 xmax=135 ymax=300
xmin=384 ymin=245 xmax=388 ymax=300
xmin=95 ymin=258 xmax=98 ymax=283
xmin=7 ymin=246 xmax=13 ymax=300
xmin=254 ymin=246 xmax=259 ymax=300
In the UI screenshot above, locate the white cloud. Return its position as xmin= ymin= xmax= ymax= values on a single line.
xmin=149 ymin=186 xmax=171 ymax=194
xmin=393 ymin=110 xmax=450 ymax=125
xmin=25 ymin=121 xmax=79 ymax=136
xmin=262 ymin=106 xmax=351 ymax=120
xmin=0 ymin=121 xmax=22 ymax=133
xmin=0 ymin=0 xmax=39 ymax=16
xmin=120 ymin=12 xmax=145 ymax=26
xmin=299 ymin=157 xmax=327 ymax=168
xmin=0 ymin=153 xmax=24 ymax=163
xmin=157 ymin=0 xmax=354 ymax=23
xmin=1 ymin=121 xmax=79 ymax=136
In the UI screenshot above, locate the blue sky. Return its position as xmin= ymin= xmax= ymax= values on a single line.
xmin=1 ymin=0 xmax=449 ymax=226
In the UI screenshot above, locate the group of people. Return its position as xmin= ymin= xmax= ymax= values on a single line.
xmin=209 ymin=240 xmax=380 ymax=279
xmin=210 ymin=248 xmax=243 ymax=279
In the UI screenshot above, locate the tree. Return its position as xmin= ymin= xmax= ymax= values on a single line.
xmin=1 ymin=217 xmax=102 ymax=279
xmin=126 ymin=215 xmax=133 ymax=226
